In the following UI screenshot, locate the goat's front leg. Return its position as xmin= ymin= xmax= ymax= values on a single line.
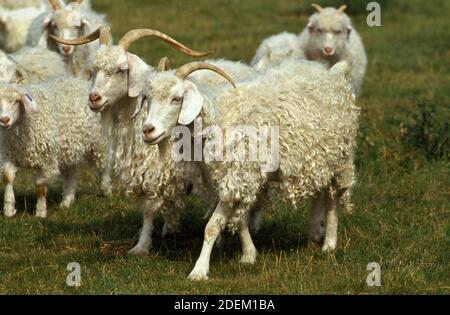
xmin=161 ymin=203 xmax=183 ymax=238
xmin=188 ymin=201 xmax=229 ymax=281
xmin=3 ymin=162 xmax=17 ymax=218
xmin=35 ymin=163 xmax=59 ymax=218
xmin=99 ymin=167 xmax=112 ymax=197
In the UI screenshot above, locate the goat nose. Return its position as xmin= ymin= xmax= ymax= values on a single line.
xmin=0 ymin=116 xmax=10 ymax=124
xmin=143 ymin=124 xmax=155 ymax=136
xmin=324 ymin=47 xmax=333 ymax=54
xmin=89 ymin=93 xmax=101 ymax=104
xmin=62 ymin=46 xmax=71 ymax=54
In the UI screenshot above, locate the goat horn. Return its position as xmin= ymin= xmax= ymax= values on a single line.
xmin=176 ymin=62 xmax=236 ymax=88
xmin=50 ymin=26 xmax=111 ymax=46
xmin=337 ymin=5 xmax=347 ymax=15
xmin=48 ymin=0 xmax=61 ymax=10
xmin=76 ymin=0 xmax=84 ymax=4
xmin=157 ymin=57 xmax=171 ymax=72
xmin=311 ymin=3 xmax=323 ymax=13
xmin=117 ymin=29 xmax=215 ymax=57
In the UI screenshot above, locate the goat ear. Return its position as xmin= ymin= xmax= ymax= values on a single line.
xmin=42 ymin=14 xmax=52 ymax=30
xmin=38 ymin=15 xmax=53 ymax=48
xmin=81 ymin=17 xmax=91 ymax=35
xmin=266 ymin=44 xmax=273 ymax=57
xmin=21 ymin=94 xmax=39 ymax=114
xmin=178 ymin=81 xmax=203 ymax=126
xmin=127 ymin=52 xmax=149 ymax=98
xmin=131 ymin=93 xmax=147 ymax=119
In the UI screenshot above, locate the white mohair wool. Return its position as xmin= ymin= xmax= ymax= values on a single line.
xmin=191 ymin=59 xmax=258 ymax=86
xmin=0 ymin=0 xmax=90 ymax=10
xmin=0 ymin=47 xmax=67 ymax=83
xmin=0 ymin=5 xmax=46 ymax=52
xmin=141 ymin=58 xmax=360 ymax=280
xmin=251 ymin=32 xmax=306 ymax=70
xmin=197 ymin=59 xmax=359 ymax=231
xmin=0 ymin=77 xmax=109 ymax=218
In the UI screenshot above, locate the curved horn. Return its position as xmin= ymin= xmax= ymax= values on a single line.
xmin=117 ymin=29 xmax=215 ymax=57
xmin=76 ymin=0 xmax=84 ymax=4
xmin=337 ymin=5 xmax=347 ymax=15
xmin=311 ymin=3 xmax=323 ymax=13
xmin=175 ymin=62 xmax=236 ymax=88
xmin=50 ymin=26 xmax=111 ymax=46
xmin=48 ymin=0 xmax=61 ymax=10
xmin=157 ymin=57 xmax=171 ymax=72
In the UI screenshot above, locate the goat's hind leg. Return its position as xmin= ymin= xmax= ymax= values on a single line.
xmin=161 ymin=204 xmax=183 ymax=238
xmin=322 ymin=160 xmax=356 ymax=252
xmin=129 ymin=199 xmax=161 ymax=255
xmin=239 ymin=219 xmax=258 ymax=264
xmin=60 ymin=167 xmax=78 ymax=209
xmin=35 ymin=177 xmax=48 ymax=219
xmin=309 ymin=191 xmax=326 ymax=244
xmin=322 ymin=186 xmax=340 ymax=253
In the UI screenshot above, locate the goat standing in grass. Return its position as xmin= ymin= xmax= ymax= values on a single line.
xmin=298 ymin=4 xmax=367 ymax=96
xmin=136 ymin=58 xmax=359 ymax=280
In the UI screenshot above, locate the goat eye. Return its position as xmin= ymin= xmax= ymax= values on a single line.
xmin=115 ymin=69 xmax=126 ymax=75
xmin=172 ymin=97 xmax=183 ymax=104
xmin=88 ymin=70 xmax=96 ymax=81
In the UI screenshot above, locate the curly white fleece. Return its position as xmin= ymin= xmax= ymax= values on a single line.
xmin=0 ymin=77 xmax=108 ymax=184
xmin=0 ymin=47 xmax=67 ymax=83
xmin=193 ymin=59 xmax=359 ymax=232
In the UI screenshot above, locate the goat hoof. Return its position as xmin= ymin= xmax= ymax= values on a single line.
xmin=240 ymin=255 xmax=257 ymax=265
xmin=4 ymin=207 xmax=17 ymax=218
xmin=128 ymin=245 xmax=150 ymax=256
xmin=161 ymin=223 xmax=177 ymax=238
xmin=101 ymin=187 xmax=112 ymax=197
xmin=36 ymin=210 xmax=47 ymax=219
xmin=322 ymin=242 xmax=336 ymax=253
xmin=60 ymin=198 xmax=74 ymax=209
xmin=188 ymin=267 xmax=209 ymax=281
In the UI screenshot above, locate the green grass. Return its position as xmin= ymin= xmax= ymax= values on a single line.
xmin=0 ymin=0 xmax=449 ymax=294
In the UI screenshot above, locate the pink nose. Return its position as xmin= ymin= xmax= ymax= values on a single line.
xmin=324 ymin=47 xmax=333 ymax=54
xmin=0 ymin=116 xmax=10 ymax=125
xmin=62 ymin=46 xmax=71 ymax=54
xmin=89 ymin=92 xmax=102 ymax=104
xmin=143 ymin=124 xmax=155 ymax=139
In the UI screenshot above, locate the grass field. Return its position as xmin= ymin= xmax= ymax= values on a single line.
xmin=0 ymin=0 xmax=449 ymax=294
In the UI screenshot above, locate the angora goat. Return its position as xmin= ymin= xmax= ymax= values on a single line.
xmin=137 ymin=58 xmax=359 ymax=280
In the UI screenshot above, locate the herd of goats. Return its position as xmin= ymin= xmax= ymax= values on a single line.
xmin=0 ymin=0 xmax=367 ymax=280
